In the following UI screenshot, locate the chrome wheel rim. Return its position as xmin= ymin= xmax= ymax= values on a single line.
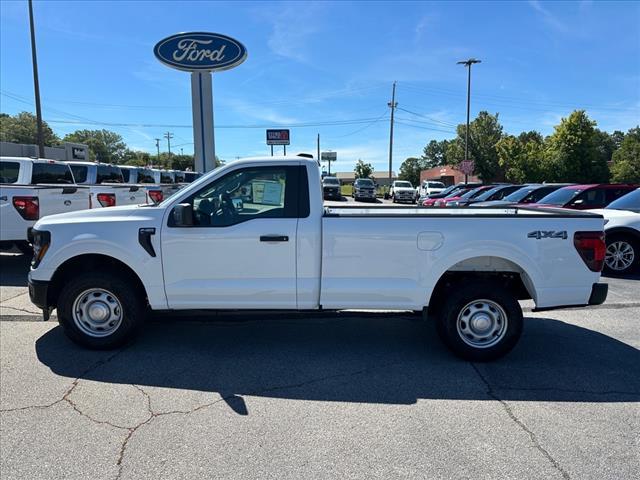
xmin=456 ymin=299 xmax=508 ymax=349
xmin=72 ymin=288 xmax=123 ymax=338
xmin=605 ymin=241 xmax=634 ymax=271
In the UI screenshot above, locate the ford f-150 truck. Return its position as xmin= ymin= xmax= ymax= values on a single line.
xmin=1 ymin=157 xmax=90 ymax=252
xmin=28 ymin=155 xmax=608 ymax=361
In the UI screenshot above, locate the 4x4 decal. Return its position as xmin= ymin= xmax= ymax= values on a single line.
xmin=528 ymin=230 xmax=568 ymax=240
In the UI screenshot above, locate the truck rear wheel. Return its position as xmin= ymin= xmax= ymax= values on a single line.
xmin=435 ymin=282 xmax=523 ymax=361
xmin=57 ymin=272 xmax=145 ymax=349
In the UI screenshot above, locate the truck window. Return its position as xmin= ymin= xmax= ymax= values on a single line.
xmin=121 ymin=168 xmax=131 ymax=183
xmin=138 ymin=169 xmax=155 ymax=183
xmin=184 ymin=172 xmax=197 ymax=182
xmin=174 ymin=172 xmax=186 ymax=183
xmin=31 ymin=163 xmax=74 ymax=184
xmin=160 ymin=172 xmax=174 ymax=184
xmin=0 ymin=161 xmax=20 ymax=183
xmin=97 ymin=165 xmax=124 ymax=183
xmin=180 ymin=166 xmax=307 ymax=227
xmin=69 ymin=165 xmax=88 ymax=183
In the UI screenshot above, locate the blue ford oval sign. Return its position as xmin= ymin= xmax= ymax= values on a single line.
xmin=153 ymin=32 xmax=247 ymax=72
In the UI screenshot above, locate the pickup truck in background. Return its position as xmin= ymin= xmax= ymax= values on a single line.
xmin=417 ymin=180 xmax=446 ymax=199
xmin=119 ymin=165 xmax=164 ymax=204
xmin=352 ymin=177 xmax=377 ymax=202
xmin=67 ymin=161 xmax=148 ymax=208
xmin=28 ymin=155 xmax=608 ymax=361
xmin=0 ymin=157 xmax=90 ymax=252
xmin=390 ymin=180 xmax=416 ymax=204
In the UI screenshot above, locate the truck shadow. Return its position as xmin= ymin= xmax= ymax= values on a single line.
xmin=35 ymin=314 xmax=639 ymax=414
xmin=0 ymin=252 xmax=30 ymax=287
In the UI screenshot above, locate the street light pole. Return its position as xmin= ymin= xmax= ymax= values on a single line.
xmin=28 ymin=0 xmax=44 ymax=158
xmin=457 ymin=58 xmax=481 ymax=184
xmin=387 ymin=81 xmax=397 ymax=195
xmin=154 ymin=138 xmax=160 ymax=165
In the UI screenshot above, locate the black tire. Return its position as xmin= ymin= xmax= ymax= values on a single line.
xmin=435 ymin=282 xmax=523 ymax=361
xmin=57 ymin=272 xmax=145 ymax=349
xmin=604 ymin=234 xmax=639 ymax=275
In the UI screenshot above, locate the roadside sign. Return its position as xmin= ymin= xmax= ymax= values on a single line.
xmin=153 ymin=32 xmax=247 ymax=72
xmin=459 ymin=160 xmax=475 ymax=175
xmin=321 ymin=151 xmax=337 ymax=163
xmin=266 ymin=129 xmax=290 ymax=145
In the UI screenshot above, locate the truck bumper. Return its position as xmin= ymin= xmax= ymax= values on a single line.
xmin=28 ymin=278 xmax=49 ymax=311
xmin=588 ymin=282 xmax=608 ymax=306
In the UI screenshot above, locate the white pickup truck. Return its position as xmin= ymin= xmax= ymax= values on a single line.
xmin=66 ymin=161 xmax=148 ymax=208
xmin=28 ymin=155 xmax=608 ymax=360
xmin=0 ymin=157 xmax=89 ymax=252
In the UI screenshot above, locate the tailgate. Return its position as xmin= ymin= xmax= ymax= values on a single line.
xmin=36 ymin=185 xmax=91 ymax=217
xmin=108 ymin=184 xmax=148 ymax=206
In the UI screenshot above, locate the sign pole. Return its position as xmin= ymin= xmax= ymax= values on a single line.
xmin=283 ymin=145 xmax=286 ymax=156
xmin=270 ymin=145 xmax=273 ymax=157
xmin=191 ymin=72 xmax=216 ymax=172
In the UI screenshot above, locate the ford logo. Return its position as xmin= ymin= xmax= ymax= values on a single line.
xmin=153 ymin=32 xmax=247 ymax=72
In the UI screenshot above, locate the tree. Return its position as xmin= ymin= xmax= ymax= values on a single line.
xmin=544 ymin=110 xmax=609 ymax=183
xmin=497 ymin=134 xmax=545 ymax=183
xmin=0 ymin=111 xmax=60 ymax=146
xmin=63 ymin=129 xmax=127 ymax=163
xmin=122 ymin=149 xmax=151 ymax=166
xmin=398 ymin=157 xmax=422 ymax=186
xmin=610 ymin=127 xmax=640 ymax=183
xmin=446 ymin=111 xmax=504 ymax=181
xmin=421 ymin=139 xmax=450 ymax=168
xmin=354 ymin=159 xmax=373 ymax=179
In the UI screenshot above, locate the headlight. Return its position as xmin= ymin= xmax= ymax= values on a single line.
xmin=30 ymin=229 xmax=51 ymax=268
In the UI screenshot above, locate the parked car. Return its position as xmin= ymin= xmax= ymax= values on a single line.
xmin=28 ymin=155 xmax=608 ymax=361
xmin=390 ymin=180 xmax=416 ymax=203
xmin=0 ymin=157 xmax=89 ymax=252
xmin=474 ymin=184 xmax=573 ymax=207
xmin=418 ymin=182 xmax=482 ymax=205
xmin=67 ymin=161 xmax=148 ymax=208
xmin=588 ymin=188 xmax=640 ymax=274
xmin=532 ymin=184 xmax=638 ymax=210
xmin=435 ymin=185 xmax=496 ymax=207
xmin=423 ymin=187 xmax=476 ymax=207
xmin=322 ymin=176 xmax=341 ymax=200
xmin=461 ymin=184 xmax=526 ymax=206
xmin=417 ymin=180 xmax=446 ymax=199
xmin=352 ymin=178 xmax=376 ymax=202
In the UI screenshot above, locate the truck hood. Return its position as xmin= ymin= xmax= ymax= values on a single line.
xmin=394 ymin=187 xmax=414 ymax=193
xmin=34 ymin=204 xmax=162 ymax=228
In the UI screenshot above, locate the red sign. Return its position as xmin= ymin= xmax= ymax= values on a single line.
xmin=459 ymin=160 xmax=475 ymax=175
xmin=266 ymin=129 xmax=290 ymax=145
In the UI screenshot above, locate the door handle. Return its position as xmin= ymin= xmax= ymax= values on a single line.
xmin=260 ymin=235 xmax=289 ymax=242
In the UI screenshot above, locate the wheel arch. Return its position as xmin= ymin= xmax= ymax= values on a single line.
xmin=48 ymin=254 xmax=149 ymax=308
xmin=605 ymin=226 xmax=640 ymax=242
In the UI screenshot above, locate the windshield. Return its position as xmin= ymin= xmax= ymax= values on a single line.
xmin=31 ymin=163 xmax=74 ymax=184
xmin=606 ymin=189 xmax=640 ymax=213
xmin=0 ymin=161 xmax=20 ymax=183
xmin=459 ymin=186 xmax=490 ymax=199
xmin=427 ymin=181 xmax=445 ymax=189
xmin=438 ymin=184 xmax=459 ymax=196
xmin=395 ymin=181 xmax=412 ymax=188
xmin=138 ymin=169 xmax=155 ymax=183
xmin=538 ymin=187 xmax=584 ymax=205
xmin=503 ymin=186 xmax=539 ymax=203
xmin=160 ymin=172 xmax=175 ymax=184
xmin=474 ymin=186 xmax=503 ymax=201
xmin=355 ymin=179 xmax=374 ymax=186
xmin=323 ymin=177 xmax=340 ymax=185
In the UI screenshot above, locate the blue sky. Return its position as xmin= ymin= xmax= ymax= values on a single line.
xmin=1 ymin=0 xmax=639 ymax=172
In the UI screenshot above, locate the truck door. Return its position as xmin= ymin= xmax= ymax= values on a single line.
xmin=161 ymin=165 xmax=305 ymax=309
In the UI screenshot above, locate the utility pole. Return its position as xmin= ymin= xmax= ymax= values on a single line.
xmin=28 ymin=0 xmax=44 ymax=158
xmin=387 ymin=81 xmax=397 ymax=196
xmin=457 ymin=58 xmax=481 ymax=183
xmin=154 ymin=138 xmax=160 ymax=164
xmin=317 ymin=133 xmax=320 ymax=167
xmin=180 ymin=148 xmax=184 ymax=155
xmin=164 ymin=132 xmax=173 ymax=157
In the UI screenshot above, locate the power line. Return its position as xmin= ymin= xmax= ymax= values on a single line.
xmin=395 ymin=106 xmax=458 ymax=127
xmin=394 ymin=119 xmax=456 ymax=134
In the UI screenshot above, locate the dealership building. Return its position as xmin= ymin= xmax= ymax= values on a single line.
xmin=0 ymin=141 xmax=90 ymax=162
xmin=420 ymin=165 xmax=480 ymax=186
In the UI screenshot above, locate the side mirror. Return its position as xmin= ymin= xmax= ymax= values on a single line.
xmin=172 ymin=203 xmax=194 ymax=226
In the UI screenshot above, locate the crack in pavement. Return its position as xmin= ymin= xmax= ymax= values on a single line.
xmin=471 ymin=363 xmax=571 ymax=480
xmin=0 ymin=305 xmax=41 ymax=315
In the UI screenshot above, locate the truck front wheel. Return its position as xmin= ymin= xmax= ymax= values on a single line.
xmin=435 ymin=282 xmax=523 ymax=361
xmin=57 ymin=272 xmax=145 ymax=349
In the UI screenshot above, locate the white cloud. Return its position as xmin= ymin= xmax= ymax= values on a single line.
xmin=528 ymin=0 xmax=569 ymax=33
xmin=263 ymin=3 xmax=324 ymax=63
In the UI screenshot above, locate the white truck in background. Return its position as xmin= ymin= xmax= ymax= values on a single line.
xmin=28 ymin=155 xmax=608 ymax=361
xmin=66 ymin=161 xmax=148 ymax=208
xmin=0 ymin=157 xmax=90 ymax=252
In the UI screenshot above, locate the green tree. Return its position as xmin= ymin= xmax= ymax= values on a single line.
xmin=0 ymin=111 xmax=60 ymax=146
xmin=543 ymin=110 xmax=609 ymax=183
xmin=421 ymin=139 xmax=450 ymax=168
xmin=610 ymin=127 xmax=640 ymax=183
xmin=398 ymin=157 xmax=422 ymax=186
xmin=63 ymin=129 xmax=127 ymax=163
xmin=497 ymin=134 xmax=545 ymax=183
xmin=122 ymin=149 xmax=151 ymax=166
xmin=354 ymin=159 xmax=373 ymax=178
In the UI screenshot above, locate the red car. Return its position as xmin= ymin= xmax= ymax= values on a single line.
xmin=435 ymin=185 xmax=496 ymax=207
xmin=531 ymin=184 xmax=638 ymax=210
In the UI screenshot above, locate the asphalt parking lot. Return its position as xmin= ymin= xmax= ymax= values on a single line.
xmin=1 ymin=251 xmax=638 ymax=479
